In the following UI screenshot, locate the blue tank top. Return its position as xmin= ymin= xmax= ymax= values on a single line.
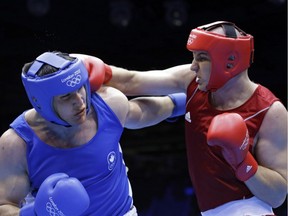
xmin=10 ymin=93 xmax=133 ymax=216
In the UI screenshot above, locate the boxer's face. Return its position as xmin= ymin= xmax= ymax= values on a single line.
xmin=53 ymin=85 xmax=87 ymax=125
xmin=191 ymin=51 xmax=211 ymax=91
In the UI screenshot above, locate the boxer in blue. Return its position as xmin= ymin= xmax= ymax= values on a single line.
xmin=0 ymin=51 xmax=186 ymax=216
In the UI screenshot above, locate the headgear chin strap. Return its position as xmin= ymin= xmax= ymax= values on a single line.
xmin=186 ymin=21 xmax=254 ymax=91
xmin=22 ymin=52 xmax=91 ymax=126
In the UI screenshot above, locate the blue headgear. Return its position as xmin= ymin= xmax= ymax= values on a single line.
xmin=21 ymin=52 xmax=91 ymax=126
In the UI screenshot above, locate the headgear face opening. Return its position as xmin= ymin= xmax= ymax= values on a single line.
xmin=21 ymin=52 xmax=91 ymax=126
xmin=186 ymin=21 xmax=254 ymax=91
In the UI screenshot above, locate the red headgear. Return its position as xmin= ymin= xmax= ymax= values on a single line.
xmin=186 ymin=21 xmax=254 ymax=91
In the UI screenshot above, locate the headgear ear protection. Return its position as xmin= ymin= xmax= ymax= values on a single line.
xmin=22 ymin=52 xmax=91 ymax=126
xmin=186 ymin=21 xmax=254 ymax=91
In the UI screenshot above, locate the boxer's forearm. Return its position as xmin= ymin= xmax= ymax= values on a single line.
xmin=245 ymin=166 xmax=287 ymax=208
xmin=0 ymin=204 xmax=20 ymax=216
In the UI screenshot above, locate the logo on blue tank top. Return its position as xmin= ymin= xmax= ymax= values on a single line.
xmin=107 ymin=151 xmax=116 ymax=170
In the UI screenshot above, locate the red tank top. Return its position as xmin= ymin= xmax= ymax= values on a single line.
xmin=185 ymin=80 xmax=279 ymax=211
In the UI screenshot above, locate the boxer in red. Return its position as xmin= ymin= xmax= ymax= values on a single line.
xmin=105 ymin=21 xmax=287 ymax=215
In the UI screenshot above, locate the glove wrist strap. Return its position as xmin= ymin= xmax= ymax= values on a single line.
xmin=236 ymin=152 xmax=258 ymax=181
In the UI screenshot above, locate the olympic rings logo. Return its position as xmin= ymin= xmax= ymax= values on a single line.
xmin=66 ymin=75 xmax=82 ymax=87
xmin=46 ymin=202 xmax=59 ymax=216
xmin=45 ymin=199 xmax=65 ymax=216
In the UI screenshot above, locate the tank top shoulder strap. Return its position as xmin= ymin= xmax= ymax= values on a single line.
xmin=10 ymin=111 xmax=35 ymax=144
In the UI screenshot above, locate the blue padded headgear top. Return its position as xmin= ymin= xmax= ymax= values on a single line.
xmin=22 ymin=52 xmax=91 ymax=126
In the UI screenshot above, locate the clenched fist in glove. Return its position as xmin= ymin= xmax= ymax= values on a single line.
xmin=71 ymin=54 xmax=112 ymax=92
xmin=20 ymin=173 xmax=90 ymax=216
xmin=207 ymin=113 xmax=258 ymax=181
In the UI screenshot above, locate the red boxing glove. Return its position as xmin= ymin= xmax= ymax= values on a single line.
xmin=207 ymin=113 xmax=258 ymax=181
xmin=81 ymin=56 xmax=112 ymax=92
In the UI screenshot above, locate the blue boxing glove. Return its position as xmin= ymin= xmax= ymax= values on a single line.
xmin=166 ymin=93 xmax=187 ymax=122
xmin=20 ymin=173 xmax=90 ymax=216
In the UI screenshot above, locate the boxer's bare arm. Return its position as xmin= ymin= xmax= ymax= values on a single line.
xmin=107 ymin=64 xmax=194 ymax=95
xmin=0 ymin=129 xmax=30 ymax=214
xmin=245 ymin=101 xmax=288 ymax=208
